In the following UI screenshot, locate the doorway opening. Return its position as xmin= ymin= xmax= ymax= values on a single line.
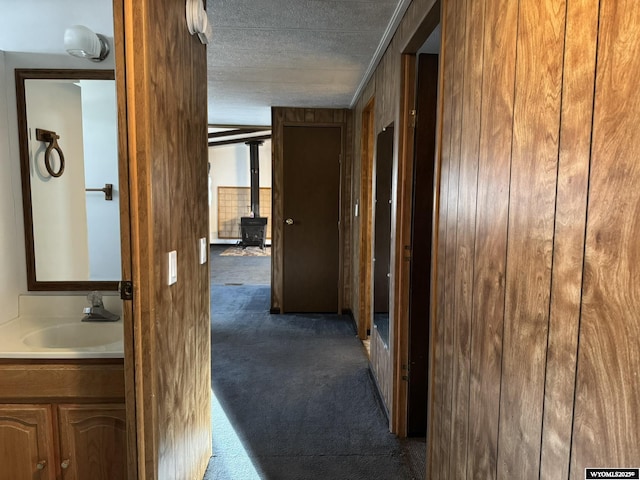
xmin=393 ymin=5 xmax=440 ymax=468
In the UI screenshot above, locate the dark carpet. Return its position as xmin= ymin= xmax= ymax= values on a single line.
xmin=210 ymin=245 xmax=271 ymax=286
xmin=204 ymin=284 xmax=413 ymax=479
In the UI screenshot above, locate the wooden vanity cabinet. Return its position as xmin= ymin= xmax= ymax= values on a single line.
xmin=0 ymin=405 xmax=56 ymax=480
xmin=0 ymin=403 xmax=125 ymax=480
xmin=58 ymin=404 xmax=126 ymax=480
xmin=0 ymin=360 xmax=126 ymax=479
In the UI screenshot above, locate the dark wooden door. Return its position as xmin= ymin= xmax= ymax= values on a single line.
xmin=283 ymin=126 xmax=341 ymax=312
xmin=407 ymin=53 xmax=438 ymax=436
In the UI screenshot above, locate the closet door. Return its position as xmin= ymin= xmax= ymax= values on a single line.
xmin=282 ymin=125 xmax=342 ymax=313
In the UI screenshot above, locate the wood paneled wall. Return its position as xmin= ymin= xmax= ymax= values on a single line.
xmin=371 ymin=328 xmax=393 ymax=411
xmin=349 ymin=0 xmax=639 ymax=475
xmin=350 ymin=0 xmax=440 ymax=429
xmin=271 ymin=107 xmax=353 ymax=313
xmin=120 ymin=0 xmax=211 ymax=478
xmin=428 ymin=0 xmax=640 ymax=477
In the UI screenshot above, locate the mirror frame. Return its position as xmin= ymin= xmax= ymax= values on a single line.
xmin=16 ymin=68 xmax=119 ymax=291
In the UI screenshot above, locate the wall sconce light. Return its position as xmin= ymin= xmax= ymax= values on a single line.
xmin=186 ymin=0 xmax=212 ymax=44
xmin=63 ymin=25 xmax=110 ymax=62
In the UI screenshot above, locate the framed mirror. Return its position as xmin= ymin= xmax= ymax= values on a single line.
xmin=373 ymin=123 xmax=394 ymax=347
xmin=16 ymin=69 xmax=121 ymax=291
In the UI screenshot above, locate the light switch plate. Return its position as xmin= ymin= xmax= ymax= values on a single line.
xmin=168 ymin=250 xmax=177 ymax=285
xmin=199 ymin=237 xmax=207 ymax=265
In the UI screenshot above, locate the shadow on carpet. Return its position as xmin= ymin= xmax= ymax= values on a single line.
xmin=205 ymin=285 xmax=413 ymax=480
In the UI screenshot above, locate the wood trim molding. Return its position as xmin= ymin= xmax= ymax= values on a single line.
xmin=112 ymin=0 xmax=138 ymax=477
xmin=391 ymin=54 xmax=417 ymax=436
xmin=357 ymin=97 xmax=376 ymax=340
xmin=0 ymin=362 xmax=125 ymax=402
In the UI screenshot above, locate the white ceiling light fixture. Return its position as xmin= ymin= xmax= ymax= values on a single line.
xmin=63 ymin=25 xmax=110 ymax=62
xmin=186 ymin=0 xmax=212 ymax=44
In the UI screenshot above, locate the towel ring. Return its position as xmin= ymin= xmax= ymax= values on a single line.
xmin=35 ymin=128 xmax=65 ymax=178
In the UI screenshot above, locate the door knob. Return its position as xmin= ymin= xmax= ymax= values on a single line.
xmin=285 ymin=218 xmax=294 ymax=225
xmin=36 ymin=460 xmax=47 ymax=470
xmin=61 ymin=459 xmax=70 ymax=469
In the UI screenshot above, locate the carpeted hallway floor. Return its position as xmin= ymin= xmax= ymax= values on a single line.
xmin=204 ymin=245 xmax=423 ymax=479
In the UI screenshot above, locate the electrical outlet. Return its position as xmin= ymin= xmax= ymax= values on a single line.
xmin=168 ymin=250 xmax=177 ymax=285
xmin=199 ymin=237 xmax=207 ymax=265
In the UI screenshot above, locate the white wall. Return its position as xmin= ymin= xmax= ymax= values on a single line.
xmin=0 ymin=51 xmax=22 ymax=324
xmin=27 ymin=80 xmax=90 ymax=280
xmin=208 ymin=140 xmax=272 ymax=244
xmin=81 ymin=79 xmax=120 ymax=280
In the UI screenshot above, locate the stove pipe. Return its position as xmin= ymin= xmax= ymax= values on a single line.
xmin=246 ymin=140 xmax=263 ymax=217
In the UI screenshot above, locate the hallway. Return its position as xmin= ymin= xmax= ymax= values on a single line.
xmin=204 ymin=246 xmax=420 ymax=479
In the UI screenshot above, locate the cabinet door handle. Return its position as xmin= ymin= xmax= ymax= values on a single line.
xmin=61 ymin=459 xmax=70 ymax=469
xmin=36 ymin=460 xmax=47 ymax=470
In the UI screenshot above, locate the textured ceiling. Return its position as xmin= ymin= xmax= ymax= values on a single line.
xmin=206 ymin=0 xmax=404 ymax=126
xmin=0 ymin=0 xmax=408 ymax=127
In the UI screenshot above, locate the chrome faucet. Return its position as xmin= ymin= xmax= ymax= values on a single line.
xmin=82 ymin=291 xmax=120 ymax=322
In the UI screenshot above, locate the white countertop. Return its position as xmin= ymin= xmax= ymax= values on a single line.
xmin=0 ymin=294 xmax=125 ymax=359
xmin=0 ymin=315 xmax=124 ymax=359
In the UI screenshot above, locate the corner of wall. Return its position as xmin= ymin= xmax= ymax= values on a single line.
xmin=0 ymin=51 xmax=23 ymax=322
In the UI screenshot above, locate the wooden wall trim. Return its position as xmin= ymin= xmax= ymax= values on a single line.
xmin=122 ymin=1 xmax=156 ymax=477
xmin=391 ymin=54 xmax=416 ymax=436
xmin=113 ymin=0 xmax=137 ymax=477
xmin=357 ymin=97 xmax=375 ymax=340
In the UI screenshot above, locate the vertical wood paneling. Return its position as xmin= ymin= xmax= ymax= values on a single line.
xmin=351 ymin=0 xmax=640 ymax=477
xmin=571 ymin=0 xmax=640 ymax=473
xmin=343 ymin=111 xmax=354 ymax=310
xmin=271 ymin=108 xmax=285 ymax=312
xmin=123 ymin=0 xmax=211 ymax=478
xmin=449 ymin=0 xmax=483 ymax=475
xmin=446 ymin=0 xmax=469 ymax=476
xmin=371 ymin=328 xmax=393 ymax=411
xmin=539 ymin=0 xmax=598 ymax=477
xmin=497 ymin=0 xmax=565 ymax=477
xmin=433 ymin=0 xmax=456 ymax=475
xmin=466 ymin=0 xmax=518 ymax=476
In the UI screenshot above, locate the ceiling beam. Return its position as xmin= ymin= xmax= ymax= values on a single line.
xmin=208 ymin=128 xmax=265 ymax=139
xmin=208 ymin=133 xmax=271 ymax=148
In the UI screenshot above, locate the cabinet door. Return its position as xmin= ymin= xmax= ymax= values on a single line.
xmin=0 ymin=405 xmax=55 ymax=480
xmin=58 ymin=404 xmax=126 ymax=480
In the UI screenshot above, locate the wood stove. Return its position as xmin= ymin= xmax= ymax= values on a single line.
xmin=240 ymin=216 xmax=267 ymax=249
xmin=240 ymin=139 xmax=267 ymax=248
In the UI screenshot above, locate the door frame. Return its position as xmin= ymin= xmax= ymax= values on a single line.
xmin=112 ymin=0 xmax=137 ymax=477
xmin=391 ymin=4 xmax=442 ymax=437
xmin=357 ymin=97 xmax=376 ymax=340
xmin=271 ymin=108 xmax=352 ymax=314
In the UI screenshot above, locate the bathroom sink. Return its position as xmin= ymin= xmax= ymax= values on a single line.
xmin=22 ymin=322 xmax=122 ymax=349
